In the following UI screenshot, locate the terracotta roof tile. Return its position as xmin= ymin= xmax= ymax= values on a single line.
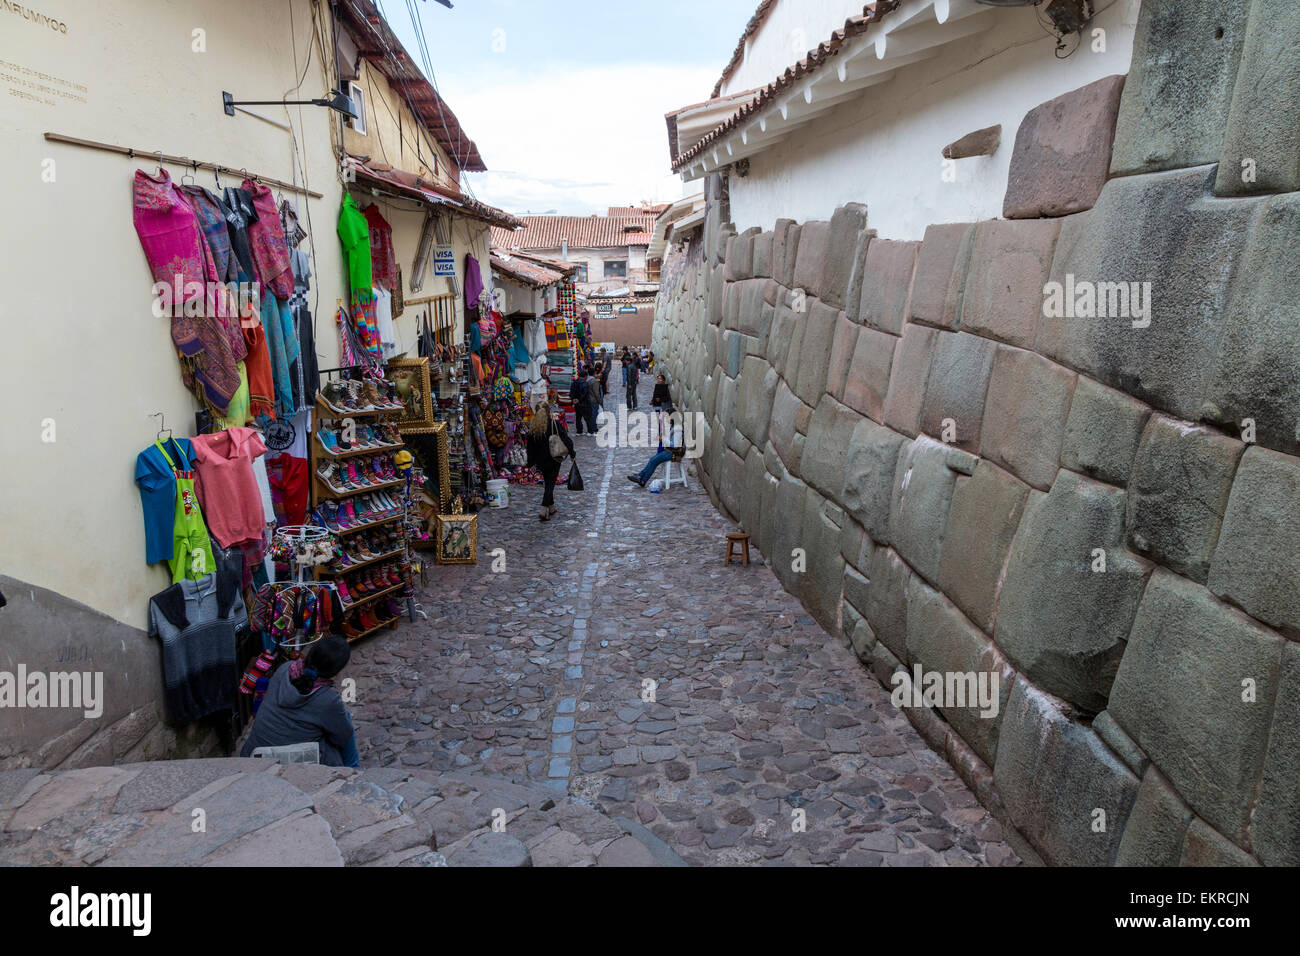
xmin=490 ymin=214 xmax=658 ymax=251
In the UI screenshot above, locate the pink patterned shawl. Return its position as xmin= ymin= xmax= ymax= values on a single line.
xmin=133 ymin=169 xmax=212 ymax=299
xmin=242 ymin=179 xmax=294 ymax=300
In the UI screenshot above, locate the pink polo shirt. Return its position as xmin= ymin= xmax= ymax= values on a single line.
xmin=191 ymin=427 xmax=268 ymax=549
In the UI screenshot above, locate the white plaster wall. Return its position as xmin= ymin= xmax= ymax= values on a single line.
xmin=721 ymin=0 xmax=867 ymax=97
xmin=727 ymin=1 xmax=1140 ymax=240
xmin=0 ymin=0 xmax=346 ymax=629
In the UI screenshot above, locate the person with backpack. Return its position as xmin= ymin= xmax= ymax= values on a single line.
xmin=526 ymin=401 xmax=575 ymax=521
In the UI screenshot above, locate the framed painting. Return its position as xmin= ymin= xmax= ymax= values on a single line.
xmin=399 ymin=421 xmax=451 ymax=508
xmin=433 ymin=513 xmax=477 ymax=565
xmin=385 ymin=357 xmax=435 ymax=429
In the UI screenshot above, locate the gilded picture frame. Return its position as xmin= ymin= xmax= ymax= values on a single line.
xmin=398 ymin=420 xmax=451 ymax=508
xmin=385 ymin=357 xmax=435 ymax=429
xmin=433 ymin=513 xmax=477 ymax=565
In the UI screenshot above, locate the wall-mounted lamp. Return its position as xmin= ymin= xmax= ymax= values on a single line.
xmin=222 ymin=89 xmax=358 ymax=119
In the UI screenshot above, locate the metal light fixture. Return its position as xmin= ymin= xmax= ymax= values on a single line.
xmin=222 ymin=88 xmax=357 ymax=119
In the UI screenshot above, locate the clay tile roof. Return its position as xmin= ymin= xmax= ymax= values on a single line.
xmin=490 ymin=214 xmax=658 ymax=251
xmin=711 ymin=0 xmax=779 ymax=99
xmin=674 ymin=1 xmax=901 ymax=173
xmin=607 ymin=204 xmax=671 ymax=217
xmin=490 ymin=250 xmax=566 ymax=289
xmin=625 ymin=232 xmax=652 ymax=245
xmin=346 ymin=156 xmax=523 ymax=229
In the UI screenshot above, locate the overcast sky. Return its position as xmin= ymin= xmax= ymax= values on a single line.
xmin=381 ymin=0 xmax=757 ymax=215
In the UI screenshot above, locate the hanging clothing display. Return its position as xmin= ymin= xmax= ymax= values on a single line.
xmin=337 ymin=194 xmax=372 ymax=295
xmin=220 ymin=185 xmax=259 ymax=284
xmin=135 ymin=436 xmax=198 ymax=565
xmin=190 ymin=426 xmax=269 ymax=550
xmin=152 ymin=437 xmax=216 ymax=584
xmin=178 ymin=184 xmax=236 ymax=284
xmin=132 ymin=169 xmax=210 ymax=297
xmin=289 ymin=246 xmax=318 ymax=406
xmin=464 ymin=253 xmax=484 ymax=315
xmin=374 ymin=285 xmax=397 ymax=359
xmin=147 ymin=548 xmax=246 ymax=727
xmin=242 ymin=322 xmax=276 ymax=421
xmin=363 ymin=204 xmax=397 ymax=292
xmin=242 ymin=179 xmax=294 ymax=300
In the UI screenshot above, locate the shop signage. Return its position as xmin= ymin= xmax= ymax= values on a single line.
xmin=618 ymin=306 xmax=638 ymax=314
xmin=595 ymin=305 xmax=613 ymax=317
xmin=433 ymin=243 xmax=456 ymax=277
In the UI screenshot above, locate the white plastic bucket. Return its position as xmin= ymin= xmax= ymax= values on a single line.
xmin=486 ymin=479 xmax=510 ymax=508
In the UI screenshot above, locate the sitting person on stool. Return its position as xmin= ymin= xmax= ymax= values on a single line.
xmin=627 ymin=405 xmax=684 ymax=488
xmin=240 ymin=634 xmax=359 ymax=766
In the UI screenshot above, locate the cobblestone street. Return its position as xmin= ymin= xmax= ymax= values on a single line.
xmin=348 ymin=378 xmax=1017 ymax=866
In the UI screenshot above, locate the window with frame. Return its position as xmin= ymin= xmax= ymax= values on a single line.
xmin=574 ymin=263 xmax=588 ymax=282
xmin=347 ymin=80 xmax=366 ymax=134
xmin=604 ymin=259 xmax=627 ymax=278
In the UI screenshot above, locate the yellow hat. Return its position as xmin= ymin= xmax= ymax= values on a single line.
xmin=394 ymin=450 xmax=414 ymax=473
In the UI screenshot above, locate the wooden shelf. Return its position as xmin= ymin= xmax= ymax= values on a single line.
xmin=315 ymin=393 xmax=404 ymax=420
xmin=314 ymin=433 xmax=403 ymax=460
xmin=340 ymin=580 xmax=407 ymax=611
xmin=328 ymin=513 xmax=403 ymax=536
xmin=314 ymin=475 xmax=405 ymax=499
xmin=318 ymin=547 xmax=404 ymax=575
xmin=345 ymin=612 xmax=401 ymax=643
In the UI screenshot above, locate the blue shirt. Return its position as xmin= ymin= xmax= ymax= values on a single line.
xmin=135 ymin=438 xmax=196 ymax=564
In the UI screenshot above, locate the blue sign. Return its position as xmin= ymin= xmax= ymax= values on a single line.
xmin=618 ymin=306 xmax=638 ymax=314
xmin=433 ymin=243 xmax=456 ymax=277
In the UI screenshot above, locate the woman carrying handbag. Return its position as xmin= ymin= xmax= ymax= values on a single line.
xmin=526 ymin=400 xmax=575 ymax=521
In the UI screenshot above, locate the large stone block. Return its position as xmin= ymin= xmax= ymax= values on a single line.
xmin=767 ymin=379 xmax=810 ymax=470
xmin=751 ymin=231 xmax=774 ymax=278
xmin=736 ymin=278 xmax=767 ymax=337
xmin=841 ymin=326 xmax=897 ymax=423
xmin=904 ymin=581 xmax=1013 ymax=767
xmin=854 ymin=239 xmax=919 ymax=334
xmin=919 ymin=331 xmax=997 ymax=452
xmin=1114 ymin=767 xmax=1192 ymax=867
xmin=765 ymin=303 xmax=797 ymax=378
xmin=888 ymin=437 xmax=959 ymax=588
xmin=960 ymin=218 xmax=1060 ymax=349
xmin=718 ymin=448 xmax=747 ymax=521
xmin=979 ymin=345 xmax=1075 ymax=491
xmin=841 ymin=417 xmax=906 ymax=543
xmin=1004 ymin=75 xmax=1126 ymax=219
xmin=1126 ymin=415 xmax=1245 ymax=583
xmin=1201 ymin=193 xmax=1300 ymax=457
xmin=1208 ymin=446 xmax=1300 ymax=638
xmin=1216 ymin=0 xmax=1300 ymax=196
xmin=800 ymin=395 xmax=862 ymax=506
xmin=725 ymin=226 xmax=760 ymax=282
xmin=842 ymin=228 xmax=875 ymax=330
xmin=792 ymin=300 xmax=839 ymax=407
xmin=1060 ymin=376 xmax=1150 ymax=487
xmin=820 ymin=203 xmax=868 ymax=310
xmin=773 ymin=220 xmax=801 ymax=289
xmin=791 ymin=220 xmax=830 ymax=299
xmin=1110 ymin=0 xmax=1251 ymax=175
xmin=770 ymin=473 xmax=811 ymax=592
xmin=881 ymin=323 xmax=938 ymax=438
xmin=1109 ymin=570 xmax=1283 ymax=845
xmin=995 ymin=470 xmax=1152 ymax=712
xmin=739 ymin=445 xmax=768 ymax=540
xmin=733 ymin=357 xmax=778 ymax=448
xmin=908 ymin=223 xmax=974 ymax=330
xmin=1253 ymin=641 xmax=1300 ymax=866
xmin=994 ymin=678 xmax=1140 ymax=866
xmin=801 ymin=495 xmax=846 ymax=633
xmin=1038 ymin=169 xmax=1261 ymax=423
xmin=939 ymin=461 xmax=1030 ymax=635
xmin=1179 ymin=819 xmax=1258 ymax=867
xmin=865 ymin=546 xmax=911 ymax=664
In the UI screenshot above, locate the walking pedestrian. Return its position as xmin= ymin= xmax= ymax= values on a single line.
xmin=526 ymin=401 xmax=575 ymax=521
xmin=570 ymin=365 xmax=598 ymax=434
xmin=625 ymin=356 xmax=639 ymax=410
xmin=599 ymin=357 xmax=611 ymax=407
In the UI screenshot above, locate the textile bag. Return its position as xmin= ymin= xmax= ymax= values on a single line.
xmin=548 ymin=417 xmax=567 ymax=461
xmin=565 ymin=462 xmax=584 ymax=492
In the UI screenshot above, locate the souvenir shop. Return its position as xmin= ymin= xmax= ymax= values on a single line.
xmin=131 ymin=161 xmax=429 ymax=746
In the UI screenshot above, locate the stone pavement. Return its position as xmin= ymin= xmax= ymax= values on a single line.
xmin=0 ymin=758 xmax=678 ymax=866
xmin=347 ymin=375 xmax=1019 ymax=866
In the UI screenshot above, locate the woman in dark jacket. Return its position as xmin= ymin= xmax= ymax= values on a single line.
xmin=526 ymin=401 xmax=575 ymax=521
xmin=650 ymin=374 xmax=671 ymax=410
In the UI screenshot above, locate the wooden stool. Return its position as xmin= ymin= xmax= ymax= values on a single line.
xmin=725 ymin=532 xmax=751 ymax=566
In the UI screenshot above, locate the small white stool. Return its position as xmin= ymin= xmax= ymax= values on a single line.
xmin=663 ymin=456 xmax=689 ymax=490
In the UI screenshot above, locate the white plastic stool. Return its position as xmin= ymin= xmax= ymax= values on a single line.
xmin=663 ymin=456 xmax=689 ymax=490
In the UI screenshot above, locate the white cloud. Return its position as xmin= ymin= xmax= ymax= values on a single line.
xmin=440 ymin=61 xmax=712 ymax=216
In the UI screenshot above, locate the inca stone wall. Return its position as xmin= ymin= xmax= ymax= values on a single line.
xmin=652 ymin=0 xmax=1300 ymax=867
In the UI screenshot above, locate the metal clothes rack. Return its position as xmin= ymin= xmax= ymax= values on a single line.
xmin=43 ymin=132 xmax=324 ymax=198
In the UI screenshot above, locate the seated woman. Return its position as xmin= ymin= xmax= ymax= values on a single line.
xmin=240 ymin=634 xmax=359 ymax=766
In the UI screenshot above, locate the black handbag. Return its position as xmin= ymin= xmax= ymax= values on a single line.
xmin=565 ymin=462 xmax=584 ymax=491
